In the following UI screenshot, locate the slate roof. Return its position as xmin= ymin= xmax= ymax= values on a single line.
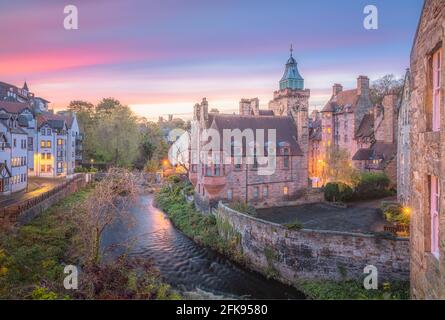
xmin=37 ymin=113 xmax=67 ymax=130
xmin=207 ymin=113 xmax=303 ymax=156
xmin=352 ymin=142 xmax=397 ymax=168
xmin=355 ymin=114 xmax=374 ymax=138
xmin=322 ymin=89 xmax=358 ymax=113
xmin=0 ymin=101 xmax=32 ymax=114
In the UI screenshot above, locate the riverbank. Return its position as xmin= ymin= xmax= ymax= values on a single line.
xmin=0 ymin=184 xmax=181 ymax=300
xmin=154 ymin=180 xmax=244 ymax=264
xmin=155 ymin=180 xmax=409 ymax=300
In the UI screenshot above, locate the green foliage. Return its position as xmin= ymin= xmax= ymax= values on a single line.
xmin=324 ymin=182 xmax=353 ymax=202
xmin=0 ymin=186 xmax=180 ymax=300
xmin=354 ymin=172 xmax=392 ymax=200
xmin=382 ymin=203 xmax=410 ymax=226
xmin=283 ymin=219 xmax=303 ymax=230
xmin=228 ymin=201 xmax=256 ymax=216
xmin=297 ymin=279 xmax=409 ymax=300
xmin=324 ymin=172 xmax=393 ymax=202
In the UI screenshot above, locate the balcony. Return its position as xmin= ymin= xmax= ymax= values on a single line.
xmin=203 ymin=175 xmax=226 ymax=196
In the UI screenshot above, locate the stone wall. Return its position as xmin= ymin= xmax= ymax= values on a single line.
xmin=409 ymin=0 xmax=445 ymax=299
xmin=0 ymin=174 xmax=89 ymax=228
xmin=216 ymin=203 xmax=409 ymax=285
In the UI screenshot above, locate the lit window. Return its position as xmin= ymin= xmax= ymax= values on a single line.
xmin=283 ymin=186 xmax=289 ymax=195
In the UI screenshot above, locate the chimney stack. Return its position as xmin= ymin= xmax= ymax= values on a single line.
xmin=332 ymin=83 xmax=343 ymax=96
xmin=357 ymin=75 xmax=370 ymax=96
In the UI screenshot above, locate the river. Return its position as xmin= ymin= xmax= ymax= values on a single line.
xmin=101 ymin=194 xmax=305 ymax=299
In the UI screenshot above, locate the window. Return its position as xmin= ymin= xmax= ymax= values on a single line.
xmin=432 ymin=48 xmax=442 ymax=132
xmin=46 ymin=141 xmax=51 ymax=148
xmin=41 ymin=165 xmax=45 ymax=172
xmin=46 ymin=129 xmax=51 ymax=135
xmin=263 ymin=185 xmax=269 ymax=198
xmin=214 ymin=164 xmax=220 ymax=176
xmin=13 ymin=139 xmax=16 ymax=148
xmin=327 ymin=127 xmax=331 ymax=134
xmin=205 ymin=165 xmax=212 ymax=176
xmin=41 ymin=153 xmax=45 ymax=160
xmin=253 ymin=187 xmax=259 ymax=199
xmin=58 ymin=139 xmax=63 ymax=146
xmin=28 ymin=137 xmax=33 ymax=150
xmin=283 ymin=186 xmax=289 ymax=195
xmin=430 ymin=176 xmax=440 ymax=258
xmin=283 ymin=148 xmax=289 ymax=169
xmin=40 ymin=140 xmax=45 ymax=148
xmin=40 ymin=128 xmax=45 ymax=135
xmin=191 ymin=164 xmax=197 ymax=173
xmin=46 ymin=153 xmax=51 ymax=159
xmin=227 ymin=189 xmax=233 ymax=200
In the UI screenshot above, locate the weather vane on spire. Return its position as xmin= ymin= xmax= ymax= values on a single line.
xmin=290 ymin=43 xmax=293 ymax=57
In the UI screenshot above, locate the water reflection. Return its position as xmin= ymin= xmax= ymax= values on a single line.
xmin=101 ymin=194 xmax=305 ymax=299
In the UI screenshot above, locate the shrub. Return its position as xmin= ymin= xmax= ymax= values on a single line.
xmin=324 ymin=182 xmax=353 ymax=202
xmin=354 ymin=172 xmax=392 ymax=200
xmin=228 ymin=201 xmax=256 ymax=216
xmin=382 ymin=203 xmax=410 ymax=226
xmin=283 ymin=219 xmax=303 ymax=230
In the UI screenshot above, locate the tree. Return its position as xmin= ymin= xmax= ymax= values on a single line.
xmin=322 ymin=146 xmax=359 ymax=185
xmin=77 ymin=168 xmax=139 ymax=265
xmin=92 ymin=105 xmax=140 ymax=167
xmin=67 ymin=100 xmax=95 ymax=113
xmin=370 ymin=74 xmax=404 ymax=105
xmin=96 ymin=97 xmax=121 ymax=116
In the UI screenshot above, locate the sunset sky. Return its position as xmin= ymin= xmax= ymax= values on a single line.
xmin=0 ymin=0 xmax=423 ymax=120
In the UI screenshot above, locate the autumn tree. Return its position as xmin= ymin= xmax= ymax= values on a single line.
xmin=322 ymin=146 xmax=359 ymax=185
xmin=77 ymin=168 xmax=140 ymax=265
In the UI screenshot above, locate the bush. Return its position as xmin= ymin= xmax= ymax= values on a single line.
xmin=382 ymin=203 xmax=410 ymax=226
xmin=354 ymin=172 xmax=392 ymax=200
xmin=324 ymin=182 xmax=353 ymax=202
xmin=284 ymin=219 xmax=303 ymax=230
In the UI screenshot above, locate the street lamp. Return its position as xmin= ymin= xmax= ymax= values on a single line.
xmin=90 ymin=158 xmax=94 ymax=170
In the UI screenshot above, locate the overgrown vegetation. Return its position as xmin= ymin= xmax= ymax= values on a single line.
xmin=227 ymin=201 xmax=256 ymax=216
xmin=0 ymin=170 xmax=180 ymax=300
xmin=155 ymin=179 xmax=244 ymax=263
xmin=324 ymin=172 xmax=394 ymax=202
xmin=283 ymin=219 xmax=303 ymax=230
xmin=297 ymin=279 xmax=409 ymax=300
xmin=381 ymin=202 xmax=410 ymax=237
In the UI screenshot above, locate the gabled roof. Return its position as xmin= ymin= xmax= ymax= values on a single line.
xmin=37 ymin=112 xmax=67 ymax=130
xmin=309 ymin=118 xmax=322 ymax=141
xmin=352 ymin=141 xmax=397 ymax=168
xmin=322 ymin=89 xmax=358 ymax=113
xmin=207 ymin=113 xmax=303 ymax=156
xmin=355 ymin=113 xmax=374 ymax=138
xmin=0 ymin=101 xmax=32 ymax=114
xmin=0 ymin=162 xmax=12 ymax=178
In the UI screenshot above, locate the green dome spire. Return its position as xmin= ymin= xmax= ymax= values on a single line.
xmin=279 ymin=44 xmax=304 ymax=90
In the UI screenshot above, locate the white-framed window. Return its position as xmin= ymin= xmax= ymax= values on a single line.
xmin=253 ymin=186 xmax=259 ymax=199
xmin=430 ymin=175 xmax=440 ymax=258
xmin=227 ymin=189 xmax=233 ymax=200
xmin=432 ymin=48 xmax=442 ymax=132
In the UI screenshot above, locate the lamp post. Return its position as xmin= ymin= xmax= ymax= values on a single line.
xmin=90 ymin=158 xmax=94 ymax=170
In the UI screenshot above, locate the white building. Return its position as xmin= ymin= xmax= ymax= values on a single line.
xmin=0 ymin=97 xmax=82 ymax=194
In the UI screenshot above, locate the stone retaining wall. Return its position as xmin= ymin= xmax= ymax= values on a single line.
xmin=216 ymin=202 xmax=409 ymax=284
xmin=0 ymin=175 xmax=89 ymax=228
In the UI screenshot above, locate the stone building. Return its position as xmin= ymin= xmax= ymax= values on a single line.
xmin=397 ymin=69 xmax=411 ymax=205
xmin=189 ymin=49 xmax=309 ymax=209
xmin=308 ymin=110 xmax=322 ymax=187
xmin=409 ymin=0 xmax=445 ymax=299
xmin=352 ymin=93 xmax=399 ymax=185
